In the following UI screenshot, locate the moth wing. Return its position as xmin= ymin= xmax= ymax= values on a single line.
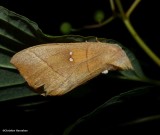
xmin=11 ymin=42 xmax=133 ymax=96
xmin=11 ymin=44 xmax=73 ymax=95
xmin=11 ymin=43 xmax=97 ymax=95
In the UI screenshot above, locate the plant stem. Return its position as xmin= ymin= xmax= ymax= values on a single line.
xmin=83 ymin=16 xmax=115 ymax=29
xmin=115 ymin=0 xmax=125 ymax=18
xmin=126 ymin=0 xmax=141 ymax=18
xmin=115 ymin=0 xmax=160 ymax=66
xmin=110 ymin=0 xmax=115 ymax=12
xmin=123 ymin=19 xmax=160 ymax=66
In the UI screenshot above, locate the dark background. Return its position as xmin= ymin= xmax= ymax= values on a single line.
xmin=1 ymin=1 xmax=160 ymax=135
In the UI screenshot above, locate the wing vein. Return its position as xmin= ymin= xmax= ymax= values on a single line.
xmin=29 ymin=50 xmax=65 ymax=78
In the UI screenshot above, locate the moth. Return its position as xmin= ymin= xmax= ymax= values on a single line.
xmin=10 ymin=42 xmax=133 ymax=96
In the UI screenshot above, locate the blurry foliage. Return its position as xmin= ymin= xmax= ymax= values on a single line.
xmin=60 ymin=22 xmax=72 ymax=34
xmin=94 ymin=10 xmax=105 ymax=23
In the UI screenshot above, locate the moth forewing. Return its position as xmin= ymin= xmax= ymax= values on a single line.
xmin=10 ymin=42 xmax=133 ymax=96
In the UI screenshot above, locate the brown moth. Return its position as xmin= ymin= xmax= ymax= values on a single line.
xmin=10 ymin=42 xmax=133 ymax=96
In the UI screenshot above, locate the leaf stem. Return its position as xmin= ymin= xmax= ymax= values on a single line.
xmin=126 ymin=0 xmax=141 ymax=18
xmin=83 ymin=16 xmax=115 ymax=29
xmin=123 ymin=19 xmax=160 ymax=66
xmin=115 ymin=0 xmax=126 ymax=19
xmin=110 ymin=0 xmax=115 ymax=13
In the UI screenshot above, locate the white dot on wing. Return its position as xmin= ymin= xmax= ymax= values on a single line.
xmin=69 ymin=57 xmax=74 ymax=62
xmin=69 ymin=52 xmax=73 ymax=55
xmin=102 ymin=70 xmax=108 ymax=74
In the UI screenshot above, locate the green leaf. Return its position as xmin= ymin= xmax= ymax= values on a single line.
xmin=0 ymin=85 xmax=37 ymax=102
xmin=0 ymin=6 xmax=46 ymax=52
xmin=120 ymin=46 xmax=146 ymax=79
xmin=0 ymin=6 xmax=99 ymax=50
xmin=0 ymin=44 xmax=15 ymax=53
xmin=0 ymin=68 xmax=25 ymax=87
xmin=0 ymin=52 xmax=15 ymax=69
xmin=63 ymin=86 xmax=158 ymax=135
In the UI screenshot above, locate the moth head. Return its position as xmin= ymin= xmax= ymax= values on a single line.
xmin=103 ymin=44 xmax=133 ymax=71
